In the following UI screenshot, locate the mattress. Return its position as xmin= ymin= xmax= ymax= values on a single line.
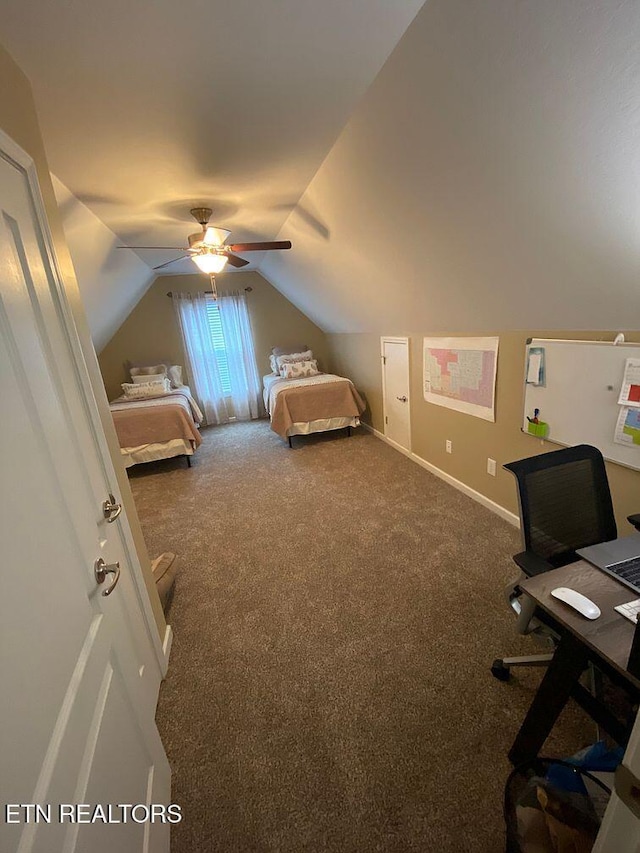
xmin=121 ymin=438 xmax=194 ymax=468
xmin=288 ymin=416 xmax=360 ymax=436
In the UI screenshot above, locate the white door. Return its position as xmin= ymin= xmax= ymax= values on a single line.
xmin=0 ymin=134 xmax=171 ymax=852
xmin=381 ymin=337 xmax=411 ymax=451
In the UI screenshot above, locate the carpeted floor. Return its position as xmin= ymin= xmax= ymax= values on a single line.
xmin=129 ymin=421 xmax=594 ymax=852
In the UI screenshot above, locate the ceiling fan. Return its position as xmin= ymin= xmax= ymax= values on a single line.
xmin=119 ymin=207 xmax=291 ymax=273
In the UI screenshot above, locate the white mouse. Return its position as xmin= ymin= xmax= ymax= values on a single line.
xmin=551 ymin=587 xmax=601 ymax=620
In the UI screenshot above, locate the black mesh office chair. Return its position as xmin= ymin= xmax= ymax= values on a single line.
xmin=492 ymin=444 xmax=640 ymax=681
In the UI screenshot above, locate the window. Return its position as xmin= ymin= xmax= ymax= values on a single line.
xmin=205 ymin=298 xmax=232 ymax=394
xmin=174 ymin=290 xmax=261 ymax=423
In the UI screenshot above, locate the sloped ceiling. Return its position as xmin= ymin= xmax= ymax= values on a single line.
xmin=264 ymin=0 xmax=640 ymax=333
xmin=0 ymin=0 xmax=424 ymax=283
xmin=52 ymin=177 xmax=154 ymax=352
xmin=4 ymin=0 xmax=639 ymax=342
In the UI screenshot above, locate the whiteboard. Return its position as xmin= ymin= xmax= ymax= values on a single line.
xmin=522 ymin=338 xmax=640 ymax=471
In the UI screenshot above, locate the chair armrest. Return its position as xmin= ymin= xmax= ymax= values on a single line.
xmin=513 ymin=551 xmax=553 ymax=578
xmin=628 ymin=514 xmax=640 ymax=533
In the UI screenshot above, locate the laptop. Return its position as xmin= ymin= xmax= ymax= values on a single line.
xmin=577 ymin=534 xmax=640 ymax=593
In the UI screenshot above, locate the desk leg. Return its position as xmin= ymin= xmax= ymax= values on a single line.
xmin=508 ymin=633 xmax=589 ymax=766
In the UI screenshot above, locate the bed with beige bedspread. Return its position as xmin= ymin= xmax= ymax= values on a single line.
xmin=265 ymin=373 xmax=365 ymax=441
xmin=110 ymin=389 xmax=203 ymax=467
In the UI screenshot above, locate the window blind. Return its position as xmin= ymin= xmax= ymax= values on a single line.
xmin=205 ymin=298 xmax=232 ymax=394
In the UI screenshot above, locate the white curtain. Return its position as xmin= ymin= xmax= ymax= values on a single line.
xmin=218 ymin=290 xmax=264 ymax=420
xmin=172 ymin=292 xmax=230 ymax=425
xmin=172 ymin=289 xmax=263 ymax=424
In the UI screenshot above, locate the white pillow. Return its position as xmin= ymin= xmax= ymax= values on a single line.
xmin=269 ymin=354 xmax=279 ymax=375
xmin=275 ymin=350 xmax=314 ymax=373
xmin=121 ymin=379 xmax=171 ymax=399
xmin=280 ymin=360 xmax=320 ymax=379
xmin=130 ymin=364 xmax=168 ymax=381
xmin=167 ymin=365 xmax=184 ymax=388
xmin=131 ymin=372 xmax=165 ymax=384
xmin=272 ymin=344 xmax=308 ymax=356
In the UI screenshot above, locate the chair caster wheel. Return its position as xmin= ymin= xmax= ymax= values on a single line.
xmin=491 ymin=659 xmax=511 ymax=682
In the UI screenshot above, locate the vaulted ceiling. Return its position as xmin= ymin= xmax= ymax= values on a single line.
xmin=264 ymin=0 xmax=640 ymax=334
xmin=0 ymin=0 xmax=424 ymax=277
xmin=3 ymin=0 xmax=639 ymax=345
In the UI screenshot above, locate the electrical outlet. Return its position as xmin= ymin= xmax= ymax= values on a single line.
xmin=487 ymin=458 xmax=497 ymax=476
xmin=446 ymin=440 xmax=452 ymax=454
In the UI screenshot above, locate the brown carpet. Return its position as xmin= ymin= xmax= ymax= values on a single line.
xmin=129 ymin=422 xmax=594 ymax=853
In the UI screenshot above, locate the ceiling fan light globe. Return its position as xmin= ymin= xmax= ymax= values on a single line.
xmin=192 ymin=252 xmax=228 ymax=274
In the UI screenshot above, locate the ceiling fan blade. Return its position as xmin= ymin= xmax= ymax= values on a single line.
xmin=224 ymin=253 xmax=250 ymax=268
xmin=227 ymin=241 xmax=292 ymax=253
xmin=152 ymin=255 xmax=193 ymax=271
xmin=118 ymin=246 xmax=191 ymax=250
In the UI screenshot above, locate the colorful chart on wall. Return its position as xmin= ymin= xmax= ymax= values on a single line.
xmin=423 ymin=336 xmax=499 ymax=421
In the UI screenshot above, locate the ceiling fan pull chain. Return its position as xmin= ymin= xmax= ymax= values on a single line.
xmin=209 ymin=274 xmax=218 ymax=301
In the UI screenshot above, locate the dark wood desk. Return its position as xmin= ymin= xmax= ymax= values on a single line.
xmin=509 ymin=560 xmax=640 ymax=766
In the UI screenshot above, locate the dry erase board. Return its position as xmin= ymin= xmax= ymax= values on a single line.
xmin=522 ymin=338 xmax=640 ymax=471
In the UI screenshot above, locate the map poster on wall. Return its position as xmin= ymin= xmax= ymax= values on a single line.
xmin=423 ymin=336 xmax=499 ymax=422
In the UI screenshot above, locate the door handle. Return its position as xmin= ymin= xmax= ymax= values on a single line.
xmin=94 ymin=558 xmax=121 ymax=596
xmin=102 ymin=493 xmax=122 ymax=523
xmin=396 ymin=395 xmax=408 ymax=402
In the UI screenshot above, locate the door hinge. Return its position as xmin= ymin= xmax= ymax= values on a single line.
xmin=615 ymin=764 xmax=640 ymax=820
xmin=385 ymin=416 xmax=388 ymax=424
xmin=382 ymin=356 xmax=386 ymax=364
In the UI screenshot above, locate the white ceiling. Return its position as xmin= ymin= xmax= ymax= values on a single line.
xmin=0 ymin=0 xmax=424 ymax=276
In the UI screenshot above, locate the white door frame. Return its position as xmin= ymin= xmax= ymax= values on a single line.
xmin=1 ymin=127 xmax=167 ymax=678
xmin=381 ymin=336 xmax=411 ymax=452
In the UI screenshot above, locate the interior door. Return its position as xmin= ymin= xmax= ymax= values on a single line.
xmin=0 ymin=135 xmax=171 ymax=852
xmin=382 ymin=337 xmax=411 ymax=451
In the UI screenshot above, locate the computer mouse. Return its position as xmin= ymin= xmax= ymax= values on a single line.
xmin=551 ymin=587 xmax=601 ymax=620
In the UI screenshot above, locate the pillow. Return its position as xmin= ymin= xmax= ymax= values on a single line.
xmin=131 ymin=372 xmax=165 ymax=384
xmin=272 ymin=344 xmax=307 ymax=356
xmin=269 ymin=354 xmax=279 ymax=375
xmin=280 ymin=360 xmax=320 ymax=380
xmin=167 ymin=365 xmax=184 ymax=388
xmin=275 ymin=350 xmax=314 ymax=373
xmin=130 ymin=364 xmax=168 ymax=381
xmin=121 ymin=379 xmax=171 ymax=399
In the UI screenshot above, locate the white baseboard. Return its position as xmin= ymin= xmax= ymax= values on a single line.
xmin=361 ymin=422 xmax=520 ymax=528
xmin=161 ymin=624 xmax=173 ymax=676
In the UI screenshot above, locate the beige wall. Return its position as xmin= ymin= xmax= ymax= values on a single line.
xmin=0 ymin=43 xmax=166 ymax=637
xmin=99 ymin=270 xmax=329 ymax=400
xmin=328 ymin=330 xmax=640 ymax=532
